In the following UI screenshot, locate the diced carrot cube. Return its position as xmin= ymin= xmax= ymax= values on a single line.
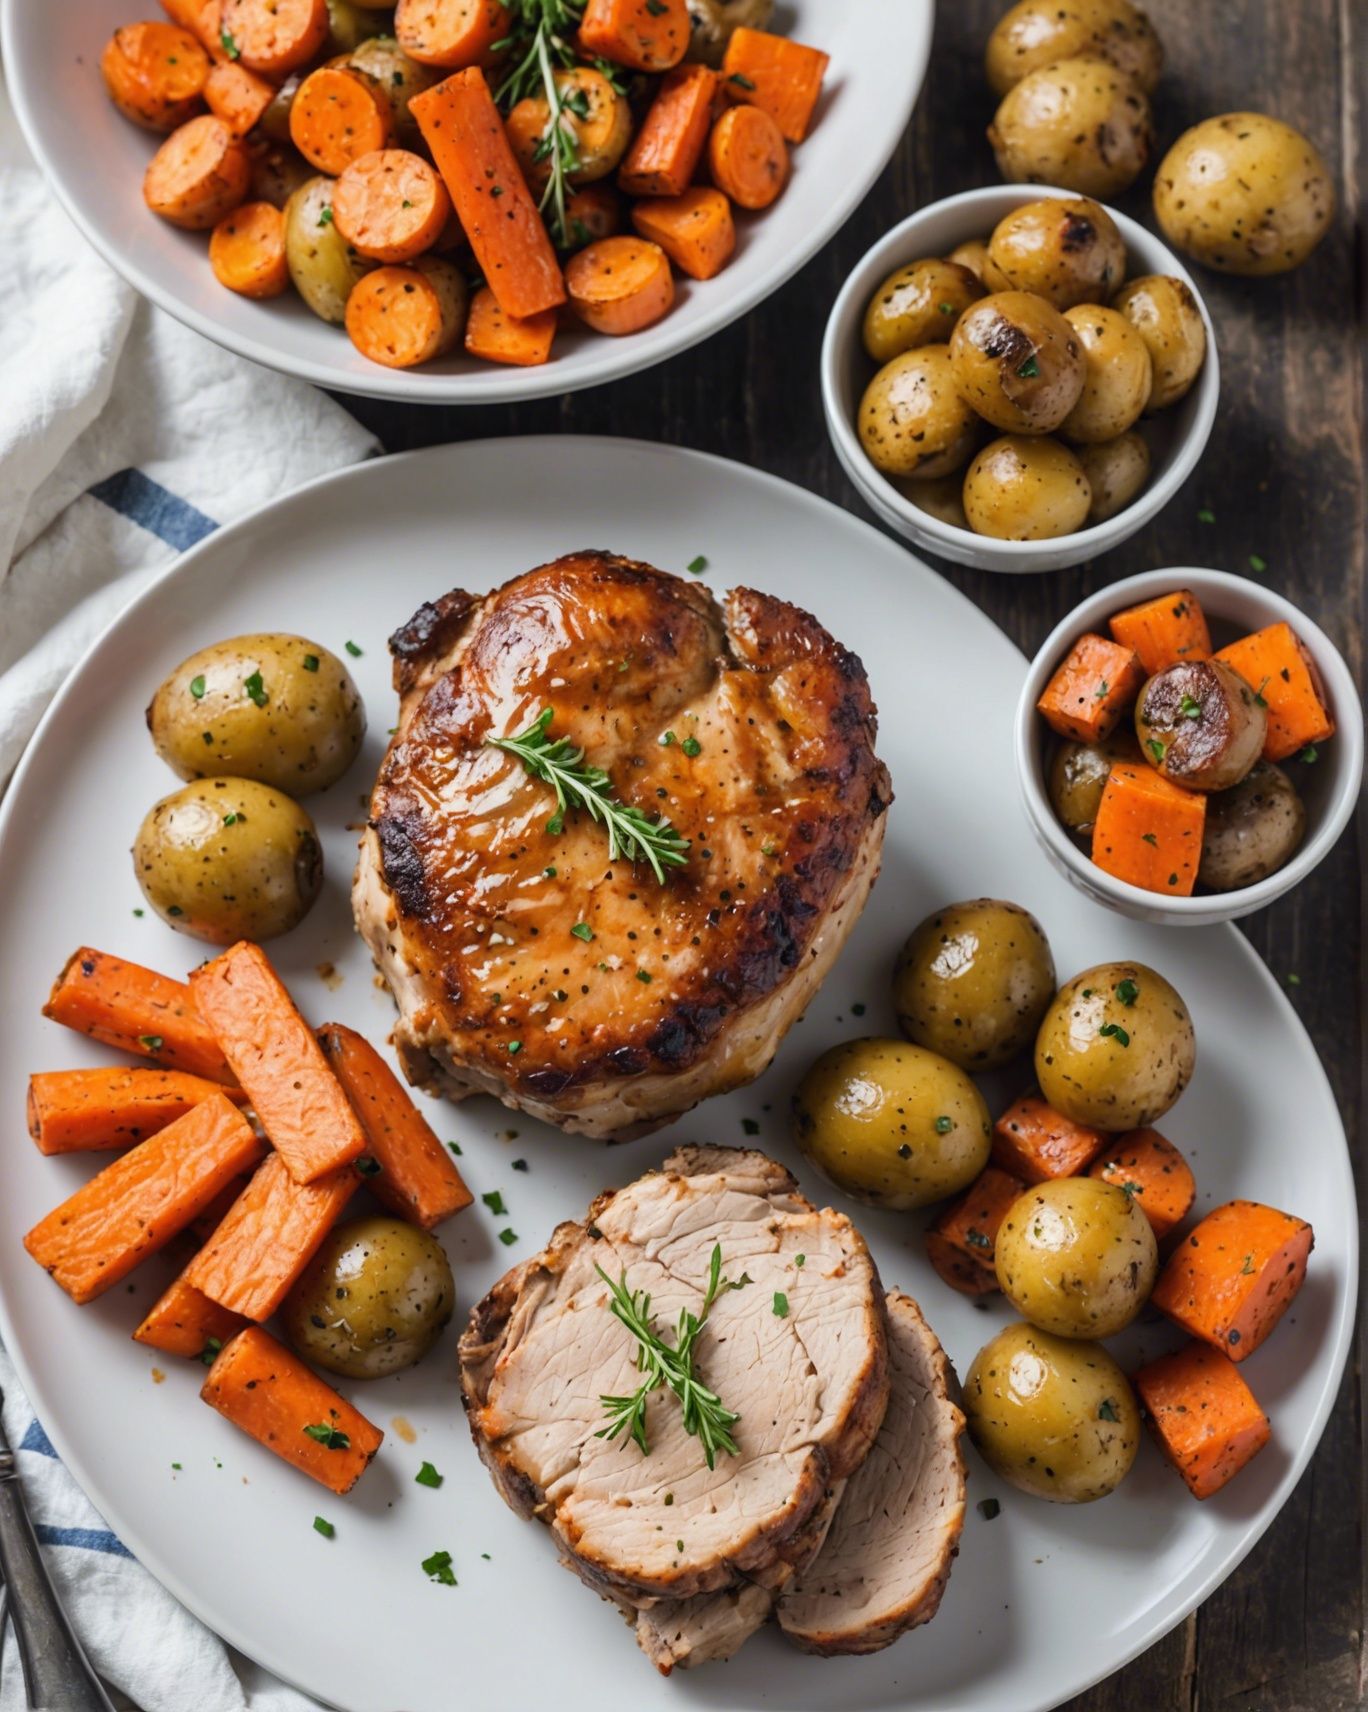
xmin=1091 ymin=763 xmax=1206 ymax=896
xmin=1215 ymin=622 xmax=1336 ymax=763
xmin=1108 ymin=589 xmax=1212 ymax=675
xmin=1088 ymin=1129 xmax=1195 ymax=1240
xmin=1134 ymin=1340 xmax=1271 ymax=1499
xmin=1151 ymin=1199 xmax=1313 ymax=1361
xmin=991 ymin=1094 xmax=1106 ymax=1182
xmin=1037 ymin=634 xmax=1145 ymax=742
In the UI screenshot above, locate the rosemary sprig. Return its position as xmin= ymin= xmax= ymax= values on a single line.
xmin=486 ymin=707 xmax=690 ymax=883
xmin=595 ymin=1244 xmax=743 ymax=1470
xmin=493 ymin=0 xmax=587 ymax=248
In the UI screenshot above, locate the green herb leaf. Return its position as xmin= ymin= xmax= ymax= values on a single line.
xmin=965 ymin=1229 xmax=991 ymax=1250
xmin=498 ymin=1228 xmax=518 ymax=1246
xmin=138 ymin=1033 xmax=164 ymax=1052
xmin=934 ymin=1115 xmax=953 ymax=1134
xmin=977 ymin=1497 xmax=1000 ymax=1520
xmin=422 ymin=1549 xmax=457 ymax=1586
xmin=356 ymin=1155 xmax=382 ymax=1176
xmin=1146 ymin=738 xmax=1166 ymax=764
xmin=317 ymin=205 xmax=334 ymax=227
xmin=1098 ymin=1022 xmax=1130 ymax=1047
xmin=772 ymin=1291 xmax=789 ymax=1318
xmin=1114 ymin=977 xmax=1139 ymax=1006
xmin=344 ymin=640 xmax=362 ymax=656
xmin=571 ymin=920 xmax=594 ymax=941
xmin=220 ymin=27 xmax=240 ymax=58
xmin=507 ymin=1040 xmax=522 ymax=1054
xmin=483 ymin=1190 xmax=507 ymax=1215
xmin=1097 ymin=1398 xmax=1121 ymax=1422
xmin=1300 ymin=745 xmax=1318 ymax=764
xmin=415 ymin=1461 xmax=444 ymax=1488
xmin=1016 ymin=354 xmax=1040 ymax=379
xmin=199 ymin=1337 xmax=222 ymax=1365
xmin=243 ymin=670 xmax=268 ymax=709
xmin=686 ymin=554 xmax=708 ymax=574
xmin=681 ymin=736 xmax=702 ymax=758
xmin=447 ymin=1140 xmax=463 ymax=1156
xmin=1249 ymin=553 xmax=1268 ymax=574
xmin=1197 ymin=507 xmax=1215 ymax=524
xmin=1141 ymin=831 xmax=1158 ymax=846
xmin=189 ymin=674 xmax=207 ymax=700
xmin=728 ymin=71 xmax=756 ymax=89
xmin=303 ymin=654 xmax=320 ymax=672
xmin=1179 ymin=693 xmax=1202 ymax=719
xmin=313 ymin=1516 xmax=335 ymax=1538
xmin=303 ymin=1423 xmax=350 ymax=1450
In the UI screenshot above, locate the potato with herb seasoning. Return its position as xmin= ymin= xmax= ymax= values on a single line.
xmin=1110 ymin=275 xmax=1206 ymax=411
xmin=792 ymin=1037 xmax=991 ymax=1210
xmin=987 ymin=197 xmax=1126 ymax=311
xmin=1049 ymin=728 xmax=1142 ymax=834
xmin=995 ymin=1178 xmax=1157 ymax=1338
xmin=861 ymin=258 xmax=984 ymax=363
xmin=858 ymin=347 xmax=980 ymax=481
xmin=1076 ymin=431 xmax=1151 ymax=522
xmin=148 ymin=632 xmax=365 ymax=795
xmin=284 ymin=173 xmax=374 ymax=324
xmin=962 ymin=436 xmax=1092 ymax=540
xmin=988 ymin=57 xmax=1153 ymax=198
xmin=1060 ymin=304 xmax=1153 ymax=444
xmin=948 ymin=291 xmax=1085 ymax=435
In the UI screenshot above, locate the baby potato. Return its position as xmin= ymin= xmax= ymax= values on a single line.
xmin=987 ymin=197 xmax=1126 ymax=310
xmin=949 ymin=292 xmax=1085 ymax=435
xmin=1153 ymin=113 xmax=1335 ymax=276
xmin=133 ymin=777 xmax=322 ymax=944
xmin=1035 ymin=961 xmax=1196 ymax=1131
xmin=284 ymin=174 xmax=374 ymax=324
xmin=962 ymin=436 xmax=1092 ymax=540
xmin=1134 ymin=659 xmax=1266 ymax=792
xmin=685 ymin=0 xmax=775 ymax=66
xmin=1060 ymin=305 xmax=1153 ymax=443
xmin=792 ymin=1037 xmax=991 ymax=1211
xmin=964 ymin=1322 xmax=1141 ymax=1502
xmin=948 ymin=237 xmax=1012 ymax=291
xmin=348 ymin=36 xmax=436 ymax=144
xmin=1049 ymin=728 xmax=1142 ymax=834
xmin=858 ymin=347 xmax=979 ymax=481
xmin=1076 ymin=431 xmax=1151 ymax=522
xmin=894 ymin=898 xmax=1055 ymax=1071
xmin=508 ymin=67 xmax=631 ymax=187
xmin=988 ymin=56 xmax=1154 ymax=199
xmin=1110 ymin=274 xmax=1207 ymax=411
xmin=148 ymin=632 xmax=366 ymax=795
xmin=861 ymin=258 xmax=985 ymax=363
xmin=1198 ymin=759 xmax=1306 ymax=892
xmin=995 ymin=1178 xmax=1158 ymax=1338
xmin=985 ymin=0 xmax=1163 ymax=98
xmin=906 ymin=474 xmax=969 ymax=531
xmin=282 ymin=1217 xmax=455 ymax=1379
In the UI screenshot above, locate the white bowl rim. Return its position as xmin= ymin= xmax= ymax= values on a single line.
xmin=820 ymin=183 xmax=1221 ymax=562
xmin=1014 ymin=564 xmax=1364 ymax=917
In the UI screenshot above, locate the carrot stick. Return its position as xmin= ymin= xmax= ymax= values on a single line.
xmin=210 ymin=199 xmax=290 ymax=297
xmin=134 ymin=1276 xmax=249 ymax=1361
xmin=410 ymin=67 xmax=567 ymax=319
xmin=721 ymin=27 xmax=829 ymax=144
xmin=333 ymin=148 xmax=451 ymax=262
xmin=188 ymin=1176 xmax=253 ymax=1243
xmin=188 ymin=941 xmax=367 ymax=1183
xmin=204 ymin=59 xmax=276 ymax=136
xmin=201 ymin=1326 xmax=383 ymax=1493
xmin=345 ymin=257 xmax=468 ymax=367
xmin=577 ymin=0 xmax=690 ymax=73
xmin=220 ymin=0 xmax=329 ymax=77
xmin=102 ymin=22 xmax=210 ymax=131
xmin=1108 ymin=589 xmax=1212 ymax=675
xmin=566 ymin=235 xmax=675 ymax=335
xmin=1134 ymin=1341 xmax=1271 ymax=1499
xmin=925 ymin=1165 xmax=1025 ymax=1295
xmin=463 ymin=286 xmax=558 ymax=366
xmin=1037 ymin=633 xmax=1146 ymax=742
xmin=23 ymin=1094 xmax=265 ymax=1305
xmin=1088 ymin=1128 xmax=1195 ymax=1240
xmin=144 ymin=113 xmax=253 ymax=229
xmin=631 ymin=187 xmax=735 ymax=280
xmin=44 ymin=948 xmax=236 ymax=1084
xmin=395 ymin=0 xmax=507 ymax=69
xmin=707 ymin=104 xmax=788 ymax=210
xmin=618 ymin=65 xmax=717 ymax=198
xmin=1151 ymin=1199 xmax=1313 ymax=1362
xmin=1091 ymin=762 xmax=1207 ymax=897
xmin=318 ymin=1024 xmax=472 ymax=1228
xmin=27 ymin=1066 xmax=249 ymax=1157
xmin=1214 ymin=622 xmax=1336 ymax=762
xmin=289 ymin=65 xmax=396 ymax=174
xmin=991 ymin=1092 xmax=1106 ymax=1182
xmin=184 ymin=1151 xmax=357 ymax=1319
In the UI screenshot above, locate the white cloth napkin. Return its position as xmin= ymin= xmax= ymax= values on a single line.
xmin=0 ymin=61 xmax=374 ymax=1712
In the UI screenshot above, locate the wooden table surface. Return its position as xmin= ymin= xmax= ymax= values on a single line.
xmin=339 ymin=2 xmax=1366 ymax=1704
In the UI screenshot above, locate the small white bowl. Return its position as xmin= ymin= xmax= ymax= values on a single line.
xmin=821 ymin=185 xmax=1220 ymax=574
xmin=1015 ymin=567 xmax=1363 ymax=925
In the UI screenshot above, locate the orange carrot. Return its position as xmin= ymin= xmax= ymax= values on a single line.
xmin=27 ymin=1066 xmax=248 ymax=1157
xmin=161 ymin=0 xmax=226 ymax=60
xmin=23 ymin=1095 xmax=265 ymax=1305
xmin=1091 ymin=762 xmax=1207 ymax=896
xmin=333 ymin=148 xmax=451 ymax=261
xmin=1108 ymin=589 xmax=1212 ymax=675
xmin=410 ymin=68 xmax=567 ymax=320
xmin=991 ymin=1092 xmax=1106 ymax=1182
xmin=210 ymin=199 xmax=290 ymax=296
xmin=463 ymin=286 xmax=558 ymax=366
xmin=618 ymin=65 xmax=717 ymax=198
xmin=577 ymin=0 xmax=690 ymax=72
xmin=1215 ymin=622 xmax=1336 ymax=762
xmin=44 ymin=948 xmax=236 ymax=1084
xmin=923 ymin=1234 xmax=998 ymax=1296
xmin=102 ymin=22 xmax=210 ymax=131
xmin=318 ymin=1024 xmax=472 ymax=1228
xmin=188 ymin=941 xmax=367 ymax=1183
xmin=289 ymin=65 xmax=395 ymax=174
xmin=1151 ymin=1199 xmax=1313 ymax=1362
xmin=204 ymin=58 xmax=276 ymax=135
xmin=184 ymin=1151 xmax=357 ymax=1319
xmin=565 ymin=182 xmax=623 ymax=245
xmin=1088 ymin=1128 xmax=1195 ymax=1240
xmin=220 ymin=0 xmax=329 ymax=77
xmin=721 ymin=26 xmax=829 ymax=144
xmin=144 ymin=113 xmax=253 ymax=229
xmin=707 ymin=104 xmax=788 ymax=210
xmin=631 ymin=186 xmax=735 ymax=279
xmin=395 ymin=0 xmax=506 ymax=69
xmin=188 ymin=1176 xmax=253 ymax=1243
xmin=201 ymin=1326 xmax=383 ymax=1493
xmin=1134 ymin=1341 xmax=1271 ymax=1499
xmin=1037 ymin=633 xmax=1146 ymax=742
xmin=925 ymin=1165 xmax=1026 ymax=1295
xmin=566 ymin=235 xmax=675 ymax=335
xmin=134 ymin=1276 xmax=249 ymax=1361
xmin=345 ymin=257 xmax=468 ymax=367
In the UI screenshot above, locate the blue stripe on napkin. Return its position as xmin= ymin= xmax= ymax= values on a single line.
xmin=34 ymin=1525 xmax=133 ymax=1560
xmin=87 ymin=469 xmax=217 ymax=551
xmin=19 ymin=1419 xmax=57 ymax=1459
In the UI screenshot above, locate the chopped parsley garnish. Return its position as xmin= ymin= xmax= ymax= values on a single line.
xmin=303 ymin=1423 xmax=350 ymax=1450
xmin=447 ymin=1141 xmax=463 ymax=1156
xmin=728 ymin=71 xmax=757 ymax=89
xmin=422 ymin=1549 xmax=457 ymax=1586
xmin=1286 ymin=972 xmax=1301 ymax=987
xmin=965 ymin=1229 xmax=991 ymax=1250
xmin=356 ymin=1155 xmax=382 ymax=1176
xmin=1197 ymin=507 xmax=1215 ymax=524
xmin=344 ymin=640 xmax=362 ymax=656
xmin=415 ymin=1461 xmax=444 ymax=1488
xmin=1016 ymin=354 xmax=1040 ymax=379
xmin=220 ymin=27 xmax=240 ymax=58
xmin=1094 ymin=679 xmax=1109 ymax=700
xmin=499 ymin=1228 xmax=518 ymax=1246
xmin=507 ymin=1040 xmax=522 ymax=1054
xmin=681 ymin=736 xmax=702 ymax=757
xmin=317 ymin=205 xmax=334 ymax=227
xmin=636 ymin=969 xmax=652 ymax=983
xmin=686 ymin=554 xmax=708 ymax=574
xmin=571 ymin=921 xmax=594 ymax=942
xmin=243 ymin=670 xmax=268 ymax=708
xmin=222 ymin=812 xmax=240 ymax=826
xmin=133 ymin=908 xmax=144 ymax=917
xmin=977 ymin=1497 xmax=1000 ymax=1520
xmin=772 ymin=1291 xmax=789 ymax=1318
xmin=313 ymin=1516 xmax=335 ymax=1539
xmin=482 ymin=1190 xmax=507 ymax=1215
xmin=1141 ymin=831 xmax=1158 ymax=846
xmin=658 ymin=730 xmax=676 ymax=746
xmin=1146 ymin=738 xmax=1166 ymax=764
xmin=1179 ymin=693 xmax=1202 ymax=719
xmin=543 ymin=865 xmax=557 ymax=877
xmin=1249 ymin=553 xmax=1268 ymax=574
xmin=199 ymin=1337 xmax=222 ymax=1365
xmin=938 ymin=301 xmax=955 ymax=314
xmin=512 ymin=1158 xmax=529 ymax=1171
xmin=189 ymin=674 xmax=207 ymax=700
xmin=1097 ymin=1398 xmax=1121 ymax=1422
xmin=302 ymin=654 xmax=319 ymax=672
xmin=795 ymin=1254 xmax=805 ymax=1267
xmin=1115 ymin=977 xmax=1139 ymax=1006
xmin=1098 ymin=1023 xmax=1130 ymax=1047
xmin=934 ymin=1115 xmax=953 ymax=1134
xmin=1300 ymin=745 xmax=1318 ymax=764
xmin=741 ymin=1118 xmax=760 ymax=1135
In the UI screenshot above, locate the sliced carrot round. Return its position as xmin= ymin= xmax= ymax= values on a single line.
xmin=289 ymin=65 xmax=396 ymax=175
xmin=144 ymin=114 xmax=253 ymax=230
xmin=332 ymin=149 xmax=451 ymax=263
xmin=220 ymin=0 xmax=330 ymax=77
xmin=565 ymin=235 xmax=675 ymax=336
xmin=631 ymin=187 xmax=735 ymax=280
xmin=464 ymin=285 xmax=558 ymax=367
xmin=707 ymin=103 xmax=788 ymax=210
xmin=577 ymin=0 xmax=690 ymax=73
xmin=210 ymin=200 xmax=290 ymax=297
xmin=101 ymin=22 xmax=209 ymax=132
xmin=394 ymin=0 xmax=506 ymax=68
xmin=345 ymin=259 xmax=467 ymax=367
xmin=204 ymin=60 xmax=277 ymax=137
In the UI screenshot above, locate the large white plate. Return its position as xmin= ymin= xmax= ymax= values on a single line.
xmin=0 ymin=440 xmax=1353 ymax=1712
xmin=0 ymin=0 xmax=931 ymax=404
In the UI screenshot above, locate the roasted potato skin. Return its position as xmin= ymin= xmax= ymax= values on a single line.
xmin=962 ymin=436 xmax=1092 ymax=540
xmin=988 ymin=56 xmax=1154 ymax=198
xmin=1049 ymin=729 xmax=1142 ymax=833
xmin=148 ymin=632 xmax=366 ymax=795
xmin=894 ymin=898 xmax=1055 ymax=1071
xmin=282 ymin=1217 xmax=456 ymax=1379
xmin=1077 ymin=431 xmax=1151 ymax=522
xmin=1153 ymin=113 xmax=1335 ymax=276
xmin=987 ymin=197 xmax=1126 ymax=310
xmin=348 ymin=36 xmax=436 ymax=143
xmin=995 ymin=1178 xmax=1158 ymax=1338
xmin=133 ymin=777 xmax=323 ymax=944
xmin=1198 ymin=760 xmax=1306 ymax=891
xmin=949 ymin=237 xmax=1012 ymax=291
xmin=1134 ymin=659 xmax=1267 ymax=792
xmin=964 ymin=1322 xmax=1141 ymax=1502
xmin=1111 ymin=274 xmax=1207 ymax=410
xmin=862 ymin=259 xmax=985 ymax=363
xmin=985 ymin=0 xmax=1164 ymax=98
xmin=1060 ymin=304 xmax=1153 ymax=443
xmin=1035 ymin=961 xmax=1196 ymax=1131
xmin=859 ymin=347 xmax=980 ymax=481
xmin=284 ymin=174 xmax=375 ymax=324
xmin=792 ymin=1037 xmax=992 ymax=1211
xmin=949 ymin=291 xmax=1085 ymax=435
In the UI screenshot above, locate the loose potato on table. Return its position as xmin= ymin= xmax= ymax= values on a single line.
xmin=1035 ymin=961 xmax=1196 ymax=1131
xmin=1060 ymin=305 xmax=1153 ymax=443
xmin=282 ymin=1217 xmax=455 ymax=1379
xmin=987 ymin=197 xmax=1126 ymax=311
xmin=1153 ymin=113 xmax=1335 ymax=276
xmin=894 ymin=898 xmax=1055 ymax=1071
xmin=1198 ymin=760 xmax=1306 ymax=891
xmin=1110 ymin=275 xmax=1206 ymax=411
xmin=949 ymin=292 xmax=1085 ymax=435
xmin=147 ymin=632 xmax=366 ymax=795
xmin=995 ymin=1178 xmax=1158 ymax=1338
xmin=985 ymin=0 xmax=1163 ymax=98
xmin=988 ymin=56 xmax=1153 ymax=199
xmin=1049 ymin=729 xmax=1142 ymax=834
xmin=965 ymin=1322 xmax=1141 ymax=1502
xmin=962 ymin=436 xmax=1092 ymax=540
xmin=792 ymin=1037 xmax=991 ymax=1211
xmin=1134 ymin=659 xmax=1266 ymax=792
xmin=133 ymin=777 xmax=323 ymax=944
xmin=1076 ymin=432 xmax=1151 ymax=522
xmin=285 ymin=174 xmax=376 ymax=324
xmin=859 ymin=347 xmax=980 ymax=481
xmin=862 ymin=259 xmax=984 ymax=363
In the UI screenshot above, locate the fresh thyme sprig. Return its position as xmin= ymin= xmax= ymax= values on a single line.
xmin=595 ymin=1244 xmax=744 ymax=1470
xmin=486 ymin=707 xmax=690 ymax=883
xmin=493 ymin=0 xmax=587 ymax=248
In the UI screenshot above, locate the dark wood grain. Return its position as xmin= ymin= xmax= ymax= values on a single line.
xmin=337 ymin=3 xmax=1365 ymax=1704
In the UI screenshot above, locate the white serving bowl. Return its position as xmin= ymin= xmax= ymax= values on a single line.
xmin=1015 ymin=567 xmax=1363 ymax=925
xmin=822 ymin=184 xmax=1220 ymax=573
